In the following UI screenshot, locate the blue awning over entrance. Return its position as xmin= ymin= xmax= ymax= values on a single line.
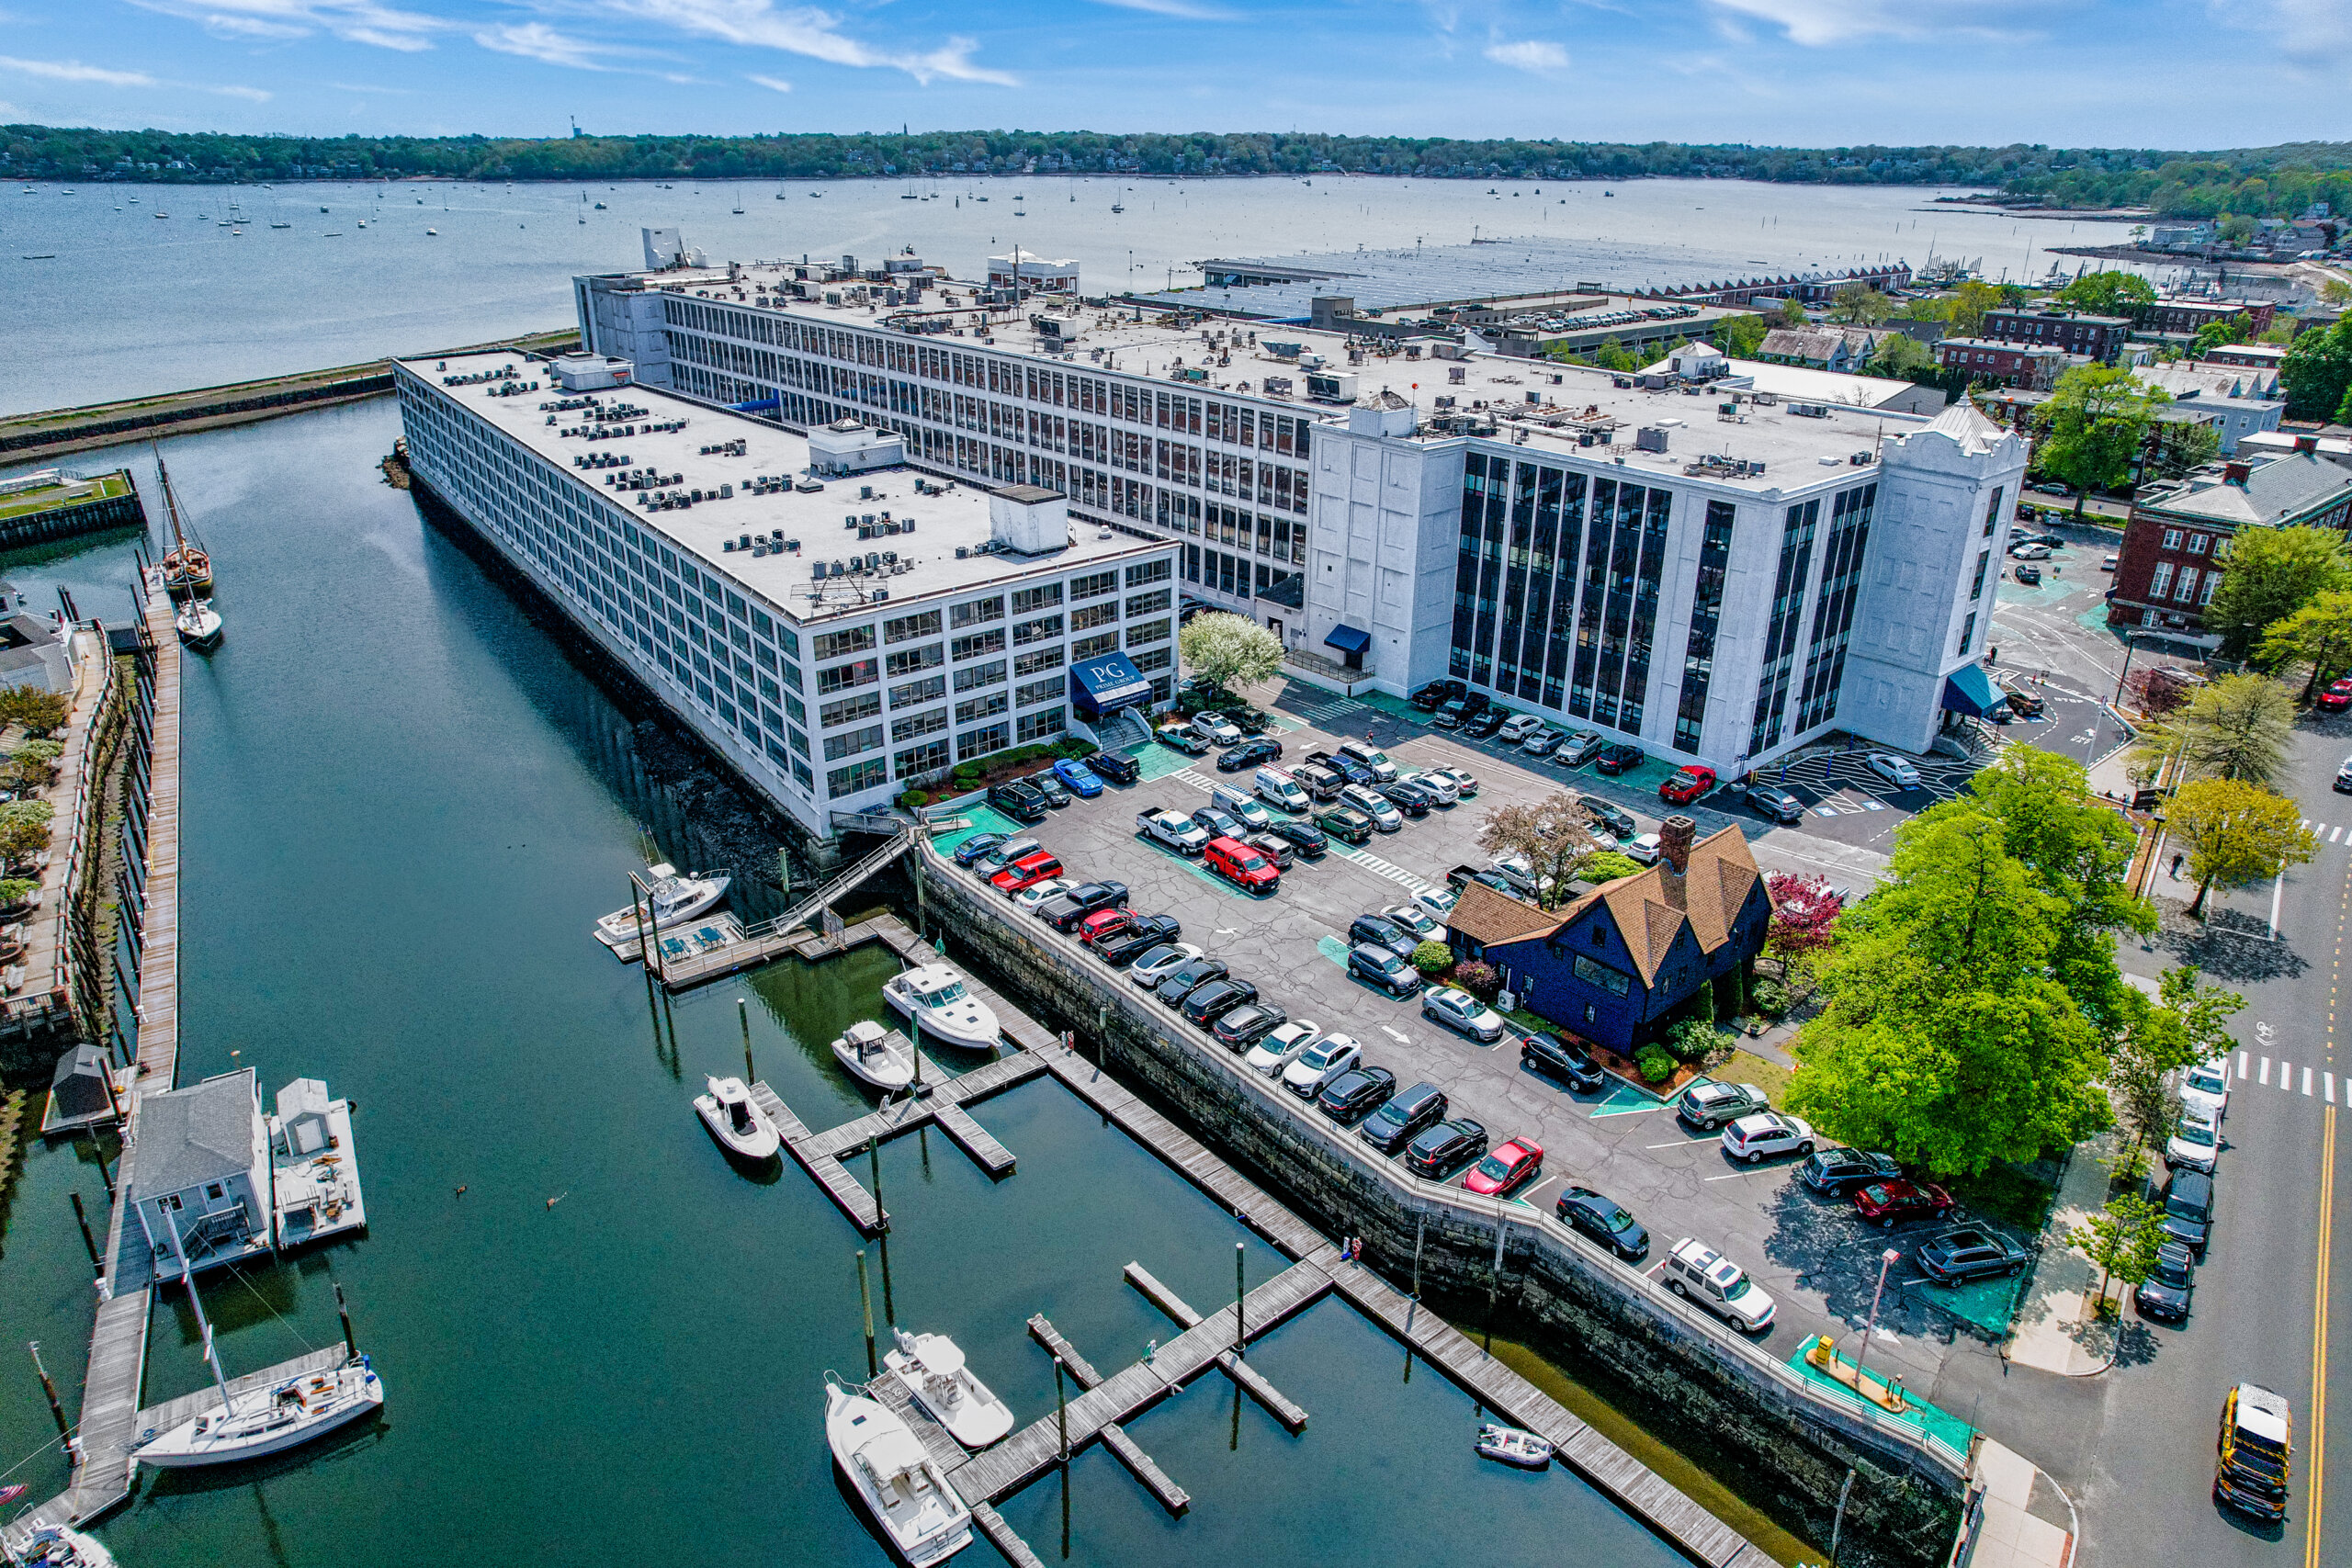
xmin=1323 ymin=624 xmax=1372 ymax=655
xmin=1069 ymin=651 xmax=1154 ymax=720
xmin=1941 ymin=662 xmax=2006 ymax=718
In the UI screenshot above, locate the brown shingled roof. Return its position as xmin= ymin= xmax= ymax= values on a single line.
xmin=1682 ymin=827 xmax=1763 ymax=953
xmin=1598 ymin=875 xmax=1683 ymax=986
xmin=1446 ymin=880 xmax=1564 ymax=947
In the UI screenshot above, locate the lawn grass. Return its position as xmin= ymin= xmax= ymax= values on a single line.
xmin=1712 ymin=1049 xmax=1794 ymax=1105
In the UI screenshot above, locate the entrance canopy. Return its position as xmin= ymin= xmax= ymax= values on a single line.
xmin=1323 ymin=624 xmax=1372 ymax=655
xmin=1941 ymin=662 xmax=2006 ymax=719
xmin=1069 ymin=651 xmax=1154 ymax=719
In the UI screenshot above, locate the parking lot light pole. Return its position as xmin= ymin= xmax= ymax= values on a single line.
xmin=1854 ymin=1247 xmax=1902 ymax=1400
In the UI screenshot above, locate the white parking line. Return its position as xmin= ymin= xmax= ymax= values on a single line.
xmin=1703 ymin=1168 xmax=1783 ymax=1181
xmin=1645 ymin=1136 xmax=1719 ymax=1149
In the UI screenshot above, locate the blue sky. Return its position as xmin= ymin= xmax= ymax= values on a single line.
xmin=0 ymin=0 xmax=2344 ymax=147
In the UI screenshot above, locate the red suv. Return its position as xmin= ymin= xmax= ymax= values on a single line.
xmin=989 ymin=852 xmax=1063 ymax=894
xmin=1660 ymin=764 xmax=1717 ymax=805
xmin=1203 ymin=836 xmax=1280 ymax=896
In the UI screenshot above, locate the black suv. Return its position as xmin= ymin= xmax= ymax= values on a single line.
xmin=1216 ymin=737 xmax=1284 ymax=773
xmin=1212 ymin=1001 xmax=1287 ymax=1050
xmin=1091 ymin=914 xmax=1182 ymax=965
xmin=1405 ymin=1117 xmax=1488 ymax=1179
xmin=1411 ymin=678 xmax=1466 ymax=711
xmin=1089 ymin=750 xmax=1142 ymax=785
xmin=1555 ymin=1185 xmax=1649 ymax=1260
xmin=1915 ymin=1226 xmax=2028 ymax=1283
xmin=1037 ymin=881 xmax=1129 ymax=931
xmin=1031 ymin=773 xmax=1072 ymax=809
xmin=2158 ymin=1168 xmax=2215 ymax=1258
xmin=1521 ymin=1032 xmax=1604 ymax=1093
xmin=1349 ymin=914 xmax=1418 ymax=960
xmin=1181 ymin=977 xmax=1261 ymax=1028
xmin=987 ymin=780 xmax=1048 ymax=824
xmin=1579 ymin=797 xmax=1636 ymax=839
xmin=1461 ymin=708 xmax=1508 ymax=739
xmin=1265 ymin=818 xmax=1328 ymax=858
xmin=1594 ymin=742 xmax=1646 ymax=775
xmin=1375 ymin=780 xmax=1433 ymax=818
xmin=2133 ymin=1240 xmax=2194 ymax=1323
xmin=1360 ymin=1081 xmax=1449 ymax=1155
xmin=1153 ymin=957 xmax=1230 ymax=1007
xmin=1316 ymin=1066 xmax=1397 ymax=1124
xmin=1798 ymin=1147 xmax=1903 ymax=1196
xmin=1432 ymin=692 xmax=1490 ymax=729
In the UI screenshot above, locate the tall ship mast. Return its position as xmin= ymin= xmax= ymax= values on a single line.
xmin=155 ymin=451 xmax=213 ymax=597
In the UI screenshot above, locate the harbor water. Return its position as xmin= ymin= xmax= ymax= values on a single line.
xmin=0 ymin=175 xmax=2148 ymax=414
xmin=0 ymin=404 xmax=1778 ymax=1565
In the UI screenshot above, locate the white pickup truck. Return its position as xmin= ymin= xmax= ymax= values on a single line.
xmin=1136 ymin=807 xmax=1210 ymax=856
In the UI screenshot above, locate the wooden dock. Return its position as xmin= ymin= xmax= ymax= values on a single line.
xmin=1026 ymin=1314 xmax=1190 ymax=1515
xmin=1123 ymin=1262 xmax=1314 ymax=1433
xmin=631 ymin=829 xmax=915 ymax=990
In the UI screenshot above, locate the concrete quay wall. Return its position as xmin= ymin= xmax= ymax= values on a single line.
xmin=918 ymin=851 xmax=1965 ymax=1568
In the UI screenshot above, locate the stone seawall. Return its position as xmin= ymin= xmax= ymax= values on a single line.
xmin=917 ymin=848 xmax=1964 ymax=1568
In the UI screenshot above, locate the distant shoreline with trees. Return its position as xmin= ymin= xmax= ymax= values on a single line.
xmin=5 ymin=124 xmax=2347 ymax=220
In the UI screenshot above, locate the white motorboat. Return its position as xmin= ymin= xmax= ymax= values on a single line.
xmin=882 ymin=964 xmax=1000 ymax=1052
xmin=593 ymin=863 xmax=731 ymax=950
xmin=175 ymin=598 xmax=222 ymax=649
xmin=885 ymin=1328 xmax=1015 ymax=1450
xmin=1474 ymin=1422 xmax=1553 ymax=1470
xmin=694 ymin=1076 xmax=780 ymax=1160
xmin=6 ymin=1524 xmax=117 ymax=1567
xmin=826 ymin=1380 xmax=971 ymax=1564
xmin=832 ymin=1021 xmax=916 ymax=1092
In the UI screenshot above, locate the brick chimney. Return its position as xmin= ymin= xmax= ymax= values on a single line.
xmin=2223 ymin=460 xmax=2252 ymax=486
xmin=1659 ymin=815 xmax=1696 ymax=873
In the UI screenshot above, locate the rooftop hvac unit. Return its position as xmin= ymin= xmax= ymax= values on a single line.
xmin=882 ymin=551 xmax=898 ymax=565
xmin=811 ymin=562 xmax=827 ymax=581
xmin=956 ymin=546 xmax=970 ymax=559
xmin=859 ymin=525 xmax=874 ymax=540
xmin=739 ymin=534 xmax=752 ymax=550
xmin=830 ymin=560 xmax=845 ymax=576
xmin=843 ymin=513 xmax=858 ymax=527
xmin=1635 ymin=427 xmax=1670 ymax=453
xmin=865 ymin=552 xmax=881 ymax=571
xmin=872 ymin=588 xmax=888 ymax=603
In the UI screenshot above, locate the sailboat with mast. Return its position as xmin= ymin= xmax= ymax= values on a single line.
xmin=154 ymin=453 xmax=214 ymax=597
xmin=131 ymin=1234 xmax=384 ymax=1468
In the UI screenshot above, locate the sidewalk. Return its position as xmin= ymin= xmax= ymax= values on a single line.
xmin=2003 ymin=1133 xmax=2118 ymax=1377
xmin=1959 ymin=1438 xmax=2079 ymax=1568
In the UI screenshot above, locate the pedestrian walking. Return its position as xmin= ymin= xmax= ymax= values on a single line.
xmin=2170 ymin=852 xmax=2185 ymax=880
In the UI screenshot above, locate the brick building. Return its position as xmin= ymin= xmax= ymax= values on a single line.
xmin=1984 ymin=307 xmax=2132 ymax=365
xmin=2143 ymin=298 xmax=2278 ymax=338
xmin=1934 ymin=337 xmax=2076 ymax=390
xmin=2109 ymin=448 xmax=2352 ymax=644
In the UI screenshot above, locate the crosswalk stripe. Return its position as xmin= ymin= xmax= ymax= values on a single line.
xmin=2283 ymin=1064 xmax=2295 ymax=1093
xmin=2240 ymin=1050 xmax=2250 ymax=1079
xmin=2334 ymin=826 xmax=2345 ymax=844
xmin=2304 ymin=818 xmax=2314 ymax=830
xmin=2260 ymin=1056 xmax=2271 ymax=1085
xmin=2305 ymin=1066 xmax=2315 ymax=1096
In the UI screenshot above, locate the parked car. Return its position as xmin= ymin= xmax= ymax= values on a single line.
xmin=1309 ymin=750 xmax=1378 ymax=787
xmin=1317 ymin=805 xmax=1375 ymax=844
xmin=1747 ymin=785 xmax=1805 ymax=825
xmin=1338 ymin=741 xmax=1399 ymax=783
xmin=1182 ymin=977 xmax=1261 ymax=1028
xmin=1914 ymin=1225 xmax=2028 ymax=1283
xmin=2179 ymin=1056 xmax=2231 ymax=1123
xmin=1422 ymin=986 xmax=1506 ymax=1043
xmin=2008 ymin=541 xmax=2052 ymax=560
xmin=1030 ymin=773 xmax=1073 ymax=809
xmin=988 ymin=780 xmax=1049 ymax=824
xmin=1092 ymin=916 xmax=1181 ymax=965
xmin=2338 ymin=752 xmax=2352 ymax=794
xmin=1678 ymin=1079 xmax=1770 ymax=1132
xmin=1497 ymin=714 xmax=1544 ymax=745
xmin=1350 ymin=914 xmax=1419 ymax=960
xmin=953 ymin=832 xmax=1010 ymax=868
xmin=1375 ymin=780 xmax=1433 ymax=818
xmin=1136 ymin=809 xmax=1211 ymax=855
xmin=2133 ymin=1240 xmax=2195 ymax=1324
xmin=1430 ymin=765 xmax=1480 ymax=798
xmin=1799 ymin=1147 xmax=1902 ymax=1197
xmin=989 ymin=852 xmax=1064 ymax=895
xmin=2215 ymin=1383 xmax=2293 ymax=1521
xmin=2001 ymin=683 xmax=2045 ymax=718
xmin=1208 ymin=785 xmax=1273 ymax=832
xmin=1579 ymin=796 xmax=1636 ymax=839
xmin=1265 ymin=817 xmax=1329 ymax=857
xmin=1012 ymin=877 xmax=1074 ymax=915
xmin=1293 ymin=761 xmax=1346 ymax=802
xmin=1432 ymin=692 xmax=1490 ymax=729
xmin=1088 ymin=750 xmax=1141 ymax=785
xmin=1720 ymin=1111 xmax=1815 ymax=1164
xmin=1521 ymin=728 xmax=1565 ymax=758
xmin=1204 ymin=836 xmax=1281 ymax=895
xmin=1411 ymin=678 xmax=1467 ymax=711
xmin=1381 ymin=904 xmax=1441 ymax=942
xmin=1555 ymin=1186 xmax=1649 ymax=1259
xmin=1125 ymin=942 xmax=1204 ymax=988
xmin=1405 ymin=1117 xmax=1490 ymax=1179
xmin=1067 ymin=901 xmax=1136 ymax=943
xmin=2159 ymin=1168 xmax=2215 ymax=1258
xmin=1212 ymin=1000 xmax=1289 ymax=1051
xmin=1398 ymin=768 xmax=1458 ymax=806
xmin=1316 ymin=1065 xmax=1398 ymax=1123
xmin=1521 ymin=1032 xmax=1604 ymax=1092
xmin=1660 ymin=764 xmax=1717 ymax=805
xmin=1192 ymin=806 xmax=1248 ymax=841
xmin=1555 ymin=730 xmax=1605 ymax=767
xmin=1864 ymin=752 xmax=1922 ymax=791
xmin=1157 ymin=724 xmax=1211 ymax=755
xmin=1463 ymin=1136 xmax=1542 ymax=1196
xmin=1244 ymin=832 xmax=1295 ymax=870
xmin=1411 ymin=886 xmax=1460 ymax=924
xmin=1038 ymin=881 xmax=1130 ymax=931
xmin=1283 ymin=1032 xmax=1365 ymax=1098
xmin=1242 ymin=1020 xmax=1323 ymax=1077
xmin=1594 ymin=742 xmax=1645 ymax=775
xmin=2165 ymin=1107 xmax=2222 ymax=1173
xmin=1350 ymin=943 xmax=1423 ymax=998
xmin=1462 ymin=707 xmax=1509 ymax=739
xmin=2012 ymin=562 xmax=2042 ymax=586
xmin=1360 ymin=1081 xmax=1450 ymax=1155
xmin=1662 ymin=1238 xmax=1775 ymax=1332
xmin=2316 ymin=677 xmax=2352 ymax=713
xmin=1191 ymin=711 xmax=1243 ymax=747
xmin=1625 ymin=833 xmax=1663 ymax=866
xmin=1339 ymin=785 xmax=1403 ymax=832
xmin=1852 ymin=1179 xmax=1955 ymax=1227
xmin=1253 ymin=767 xmax=1311 ymax=815
xmin=1153 ymin=956 xmax=1232 ymax=1008
xmin=1216 ymin=737 xmax=1285 ymax=773
xmin=969 ymin=836 xmax=1044 ymax=877
xmin=1052 ymin=759 xmax=1104 ymax=798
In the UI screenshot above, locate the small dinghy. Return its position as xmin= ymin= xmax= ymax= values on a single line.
xmin=832 ymin=1021 xmax=916 ymax=1092
xmin=7 ymin=1524 xmax=117 ymax=1567
xmin=882 ymin=964 xmax=1000 ymax=1052
xmin=825 ymin=1378 xmax=972 ymax=1564
xmin=1475 ymin=1422 xmax=1553 ymax=1470
xmin=885 ymin=1328 xmax=1015 ymax=1450
xmin=175 ymin=597 xmax=223 ymax=649
xmin=695 ymin=1076 xmax=780 ymax=1160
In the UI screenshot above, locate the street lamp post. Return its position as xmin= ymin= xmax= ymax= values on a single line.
xmin=1854 ymin=1247 xmax=1902 ymax=1400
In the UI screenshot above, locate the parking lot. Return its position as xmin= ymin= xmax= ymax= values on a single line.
xmin=940 ymin=677 xmax=2041 ymax=1411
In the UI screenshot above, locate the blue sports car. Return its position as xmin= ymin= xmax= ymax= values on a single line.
xmin=1053 ymin=759 xmax=1104 ymax=798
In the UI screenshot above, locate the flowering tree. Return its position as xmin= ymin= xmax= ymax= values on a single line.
xmin=1764 ymin=873 xmax=1842 ymax=962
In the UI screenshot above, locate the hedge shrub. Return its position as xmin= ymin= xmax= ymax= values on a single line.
xmin=1635 ymin=1045 xmax=1678 ymax=1084
xmin=1409 ymin=941 xmax=1454 ymax=977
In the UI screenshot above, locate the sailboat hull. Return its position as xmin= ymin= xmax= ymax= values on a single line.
xmin=134 ymin=1361 xmax=383 ymax=1468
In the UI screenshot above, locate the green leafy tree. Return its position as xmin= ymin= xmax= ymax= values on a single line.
xmin=1827 ymin=284 xmax=1893 ymax=325
xmin=2256 ymin=589 xmax=2352 ymax=698
xmin=2145 ymin=419 xmax=2222 ymax=480
xmin=2109 ymin=967 xmax=2242 ymax=1175
xmin=2055 ymin=271 xmax=2156 ymax=315
xmin=2220 ymin=214 xmax=2257 ymax=246
xmin=0 ymin=817 xmax=46 ymax=866
xmin=1476 ymin=793 xmax=1604 ymax=909
xmin=2032 ymin=366 xmax=2169 ymax=518
xmin=2280 ymin=317 xmax=2352 ymax=422
xmin=1579 ymin=850 xmax=1646 ymax=883
xmin=2202 ymin=524 xmax=2352 ymax=658
xmin=1594 ymin=337 xmax=1640 ymax=372
xmin=2166 ymin=775 xmax=2316 ymax=917
xmin=2320 ymin=277 xmax=2352 ymax=309
xmin=1176 ymin=612 xmax=1283 ymax=700
xmin=0 ymin=685 xmax=68 ymax=737
xmin=1948 ymin=280 xmax=2007 ymax=337
xmin=2065 ymin=1192 xmax=2167 ymax=1314
xmin=2129 ymin=672 xmax=2298 ymax=788
xmin=1869 ymin=332 xmax=1935 ymax=379
xmin=2192 ymin=313 xmax=2256 ymax=356
xmin=1787 ymin=810 xmax=2115 ymax=1175
xmin=1713 ymin=312 xmax=1767 ymax=358
xmin=1766 ymin=298 xmax=1808 ymax=329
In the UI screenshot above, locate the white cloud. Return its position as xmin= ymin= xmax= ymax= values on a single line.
xmin=0 ymin=56 xmax=157 ymax=86
xmin=1707 ymin=0 xmax=2030 ymax=44
xmin=748 ymin=73 xmax=793 ymax=91
xmin=1484 ymin=38 xmax=1568 ymax=71
xmin=1088 ymin=0 xmax=1236 ymax=19
xmin=2211 ymin=0 xmax=2352 ymax=62
xmin=209 ymin=83 xmax=273 ymax=100
xmin=474 ymin=21 xmax=628 ymax=70
xmin=591 ymin=0 xmax=1017 ymax=85
xmin=126 ymin=0 xmax=445 ymax=53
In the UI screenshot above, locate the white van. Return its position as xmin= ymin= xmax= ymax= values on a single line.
xmin=1254 ymin=767 xmax=1310 ymax=814
xmin=1208 ymin=784 xmax=1273 ymax=831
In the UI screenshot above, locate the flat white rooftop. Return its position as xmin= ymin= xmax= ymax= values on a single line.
xmin=403 ymin=350 xmax=1169 ymax=626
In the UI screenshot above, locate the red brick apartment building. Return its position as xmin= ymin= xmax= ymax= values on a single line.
xmin=2109 ymin=447 xmax=2352 ymax=643
xmin=2143 ymin=299 xmax=2278 ymax=337
xmin=1984 ymin=308 xmax=2132 ymax=364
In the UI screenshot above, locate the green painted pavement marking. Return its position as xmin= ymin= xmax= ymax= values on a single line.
xmin=1897 ymin=1262 xmax=2031 ymax=1337
xmin=1133 ymin=742 xmax=1203 ymax=782
xmin=929 ymin=804 xmax=1023 ymax=856
xmin=1316 ymin=935 xmax=1352 ymax=968
xmin=1589 ymin=1082 xmax=1665 ymax=1117
xmin=1785 ymin=1341 xmax=1978 ymax=1457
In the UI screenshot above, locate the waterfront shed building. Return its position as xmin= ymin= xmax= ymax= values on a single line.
xmin=1442 ymin=820 xmax=1771 ymax=1053
xmin=127 ymin=1067 xmax=271 ymax=1282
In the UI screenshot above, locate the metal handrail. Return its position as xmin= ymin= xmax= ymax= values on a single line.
xmin=743 ymin=825 xmax=914 ymax=942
